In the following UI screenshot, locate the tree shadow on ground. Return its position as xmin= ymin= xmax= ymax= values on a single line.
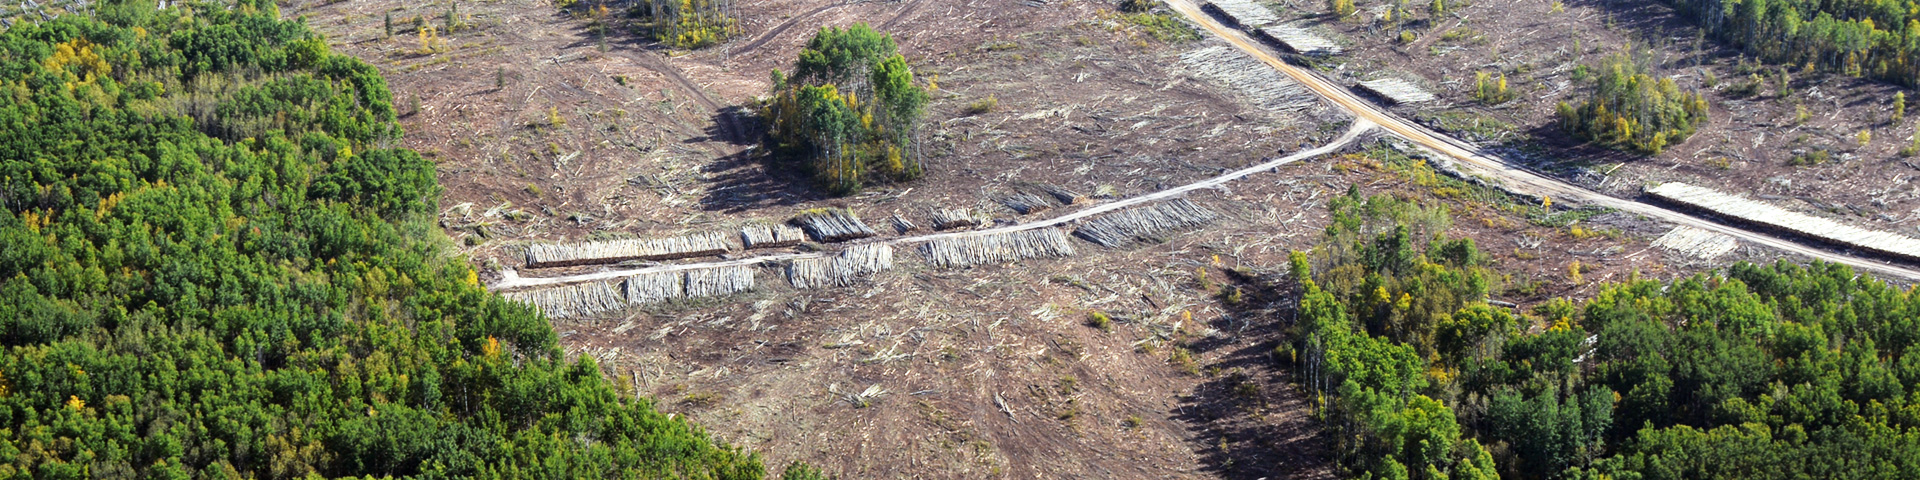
xmin=1172 ymin=267 xmax=1337 ymax=480
xmin=696 ymin=105 xmax=824 ymax=213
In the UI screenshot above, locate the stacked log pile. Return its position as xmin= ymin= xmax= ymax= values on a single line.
xmin=1073 ymin=198 xmax=1219 ymax=247
xmin=891 ymin=214 xmax=919 ymax=234
xmin=792 ymin=208 xmax=877 ymax=242
xmin=1180 ymin=46 xmax=1318 ymax=112
xmin=624 ymin=271 xmax=685 ymax=305
xmin=919 ymin=228 xmax=1076 ymax=268
xmin=1646 ymin=182 xmax=1920 ymax=261
xmin=1651 ymin=226 xmax=1739 ymax=260
xmin=1000 ymin=193 xmax=1053 ymax=215
xmin=740 ymin=223 xmax=806 ymax=249
xmin=525 ymin=231 xmax=732 ymax=268
xmin=1040 ymin=184 xmax=1087 ymax=205
xmin=1356 ymin=78 xmax=1437 ymax=105
xmin=502 ymin=281 xmax=626 ymax=319
xmin=931 ymin=208 xmax=978 ymax=230
xmin=1204 ymin=0 xmax=1279 ymax=28
xmin=1259 ymin=25 xmax=1341 ymax=56
xmin=685 ymin=265 xmax=757 ymax=298
xmin=786 ymin=244 xmax=896 ymax=289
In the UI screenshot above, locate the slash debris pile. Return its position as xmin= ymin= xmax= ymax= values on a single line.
xmin=786 ymin=244 xmax=896 ymax=289
xmin=1072 ymin=198 xmax=1219 ymax=247
xmin=919 ymin=228 xmax=1076 ymax=268
xmin=525 ymin=231 xmax=733 ymax=268
xmin=792 ymin=208 xmax=878 ymax=242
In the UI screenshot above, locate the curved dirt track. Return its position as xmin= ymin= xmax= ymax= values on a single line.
xmin=729 ymin=3 xmax=840 ymax=56
xmin=492 ymin=121 xmax=1377 ymax=291
xmin=878 ymin=0 xmax=932 ymax=31
xmin=1159 ymin=0 xmax=1920 ymax=281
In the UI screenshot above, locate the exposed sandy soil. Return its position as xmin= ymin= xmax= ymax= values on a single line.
xmin=278 ymin=0 xmax=1804 ymax=476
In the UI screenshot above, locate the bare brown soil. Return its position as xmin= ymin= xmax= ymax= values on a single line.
xmin=281 ymin=0 xmax=1776 ymax=476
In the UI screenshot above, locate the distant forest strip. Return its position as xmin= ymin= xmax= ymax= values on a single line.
xmin=1289 ymin=187 xmax=1920 ymax=480
xmin=0 ymin=0 xmax=765 ymax=478
xmin=1661 ymin=0 xmax=1920 ymax=87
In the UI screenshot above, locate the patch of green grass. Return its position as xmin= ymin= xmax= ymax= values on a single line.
xmin=1168 ymin=347 xmax=1200 ymax=376
xmin=1087 ymin=311 xmax=1113 ymax=332
xmin=964 ymin=95 xmax=998 ymax=115
xmin=1419 ymin=110 xmax=1519 ymax=143
xmin=1123 ymin=12 xmax=1200 ymax=43
xmin=1527 ymin=207 xmax=1607 ymax=228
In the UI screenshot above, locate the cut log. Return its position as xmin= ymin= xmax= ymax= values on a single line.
xmin=791 ymin=208 xmax=878 ymax=242
xmin=740 ymin=223 xmax=807 ymax=249
xmin=919 ymin=228 xmax=1076 ymax=268
xmin=931 ymin=208 xmax=979 ymax=230
xmin=684 ymin=265 xmax=756 ymax=298
xmin=1355 ymin=78 xmax=1437 ymax=105
xmin=891 ymin=214 xmax=919 ymax=234
xmin=1203 ymin=0 xmax=1280 ymax=29
xmin=502 ymin=281 xmax=626 ymax=319
xmin=1651 ymin=225 xmax=1739 ymax=260
xmin=525 ymin=231 xmax=733 ymax=268
xmin=1039 ymin=184 xmax=1087 ymax=205
xmin=787 ymin=244 xmax=895 ymax=289
xmin=1646 ymin=182 xmax=1920 ymax=261
xmin=624 ymin=271 xmax=685 ymax=305
xmin=1259 ymin=25 xmax=1341 ymax=57
xmin=1180 ymin=46 xmax=1319 ymax=112
xmin=1000 ymin=193 xmax=1053 ymax=215
xmin=1072 ymin=198 xmax=1219 ymax=247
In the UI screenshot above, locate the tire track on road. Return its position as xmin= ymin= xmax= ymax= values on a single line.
xmin=615 ymin=48 xmax=748 ymax=149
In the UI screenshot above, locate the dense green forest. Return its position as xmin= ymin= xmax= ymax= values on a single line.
xmin=0 ymin=1 xmax=764 ymax=477
xmin=1658 ymin=0 xmax=1920 ymax=87
xmin=760 ymin=24 xmax=928 ymax=195
xmin=1289 ymin=187 xmax=1920 ymax=479
xmin=1556 ymin=52 xmax=1711 ymax=155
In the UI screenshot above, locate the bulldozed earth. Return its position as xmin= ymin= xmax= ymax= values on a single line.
xmin=280 ymin=0 xmax=1872 ymax=476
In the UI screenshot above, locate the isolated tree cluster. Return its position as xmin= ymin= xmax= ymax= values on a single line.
xmin=1556 ymin=53 xmax=1710 ymax=155
xmin=761 ymin=24 xmax=929 ymax=195
xmin=1473 ymin=71 xmax=1513 ymax=105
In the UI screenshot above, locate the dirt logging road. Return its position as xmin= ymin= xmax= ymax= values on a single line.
xmin=1159 ymin=0 xmax=1920 ymax=281
xmin=493 ymin=122 xmax=1378 ymax=290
